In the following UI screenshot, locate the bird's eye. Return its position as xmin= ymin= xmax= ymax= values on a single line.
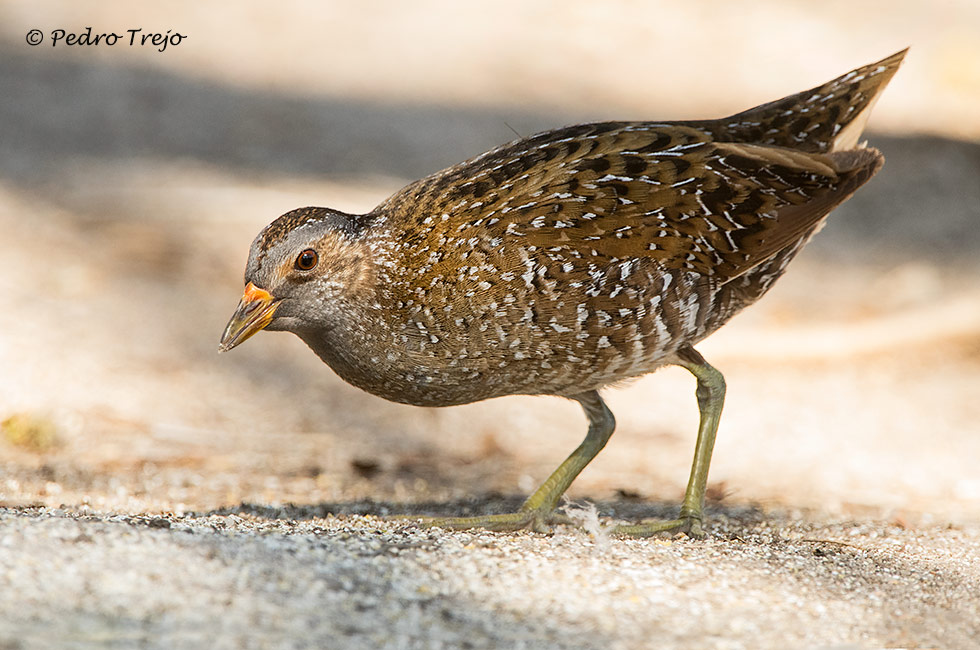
xmin=295 ymin=249 xmax=318 ymax=271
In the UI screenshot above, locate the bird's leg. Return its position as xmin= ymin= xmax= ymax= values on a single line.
xmin=395 ymin=390 xmax=615 ymax=533
xmin=613 ymin=345 xmax=725 ymax=538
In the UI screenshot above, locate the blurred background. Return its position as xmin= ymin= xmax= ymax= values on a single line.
xmin=1 ymin=0 xmax=978 ymax=523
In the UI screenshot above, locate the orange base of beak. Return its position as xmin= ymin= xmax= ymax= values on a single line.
xmin=219 ymin=282 xmax=279 ymax=352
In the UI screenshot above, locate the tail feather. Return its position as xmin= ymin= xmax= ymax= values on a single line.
xmin=689 ymin=49 xmax=907 ymax=153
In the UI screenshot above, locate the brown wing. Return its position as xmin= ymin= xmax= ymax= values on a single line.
xmin=380 ymin=123 xmax=883 ymax=286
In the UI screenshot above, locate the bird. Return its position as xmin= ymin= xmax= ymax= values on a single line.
xmin=220 ymin=50 xmax=906 ymax=537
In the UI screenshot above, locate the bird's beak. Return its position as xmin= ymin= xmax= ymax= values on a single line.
xmin=219 ymin=282 xmax=279 ymax=352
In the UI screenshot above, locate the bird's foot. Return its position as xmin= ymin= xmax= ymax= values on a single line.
xmin=391 ymin=507 xmax=572 ymax=534
xmin=610 ymin=514 xmax=705 ymax=539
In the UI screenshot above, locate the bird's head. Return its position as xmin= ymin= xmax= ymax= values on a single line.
xmin=219 ymin=206 xmax=373 ymax=352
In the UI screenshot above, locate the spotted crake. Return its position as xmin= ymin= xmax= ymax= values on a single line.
xmin=221 ymin=49 xmax=906 ymax=536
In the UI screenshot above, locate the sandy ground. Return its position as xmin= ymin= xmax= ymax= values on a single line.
xmin=1 ymin=2 xmax=979 ymax=649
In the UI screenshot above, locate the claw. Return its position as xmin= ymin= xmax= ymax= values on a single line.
xmin=391 ymin=509 xmax=570 ymax=534
xmin=610 ymin=515 xmax=705 ymax=539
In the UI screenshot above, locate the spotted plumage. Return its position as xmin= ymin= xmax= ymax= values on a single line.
xmin=222 ymin=50 xmax=906 ymax=535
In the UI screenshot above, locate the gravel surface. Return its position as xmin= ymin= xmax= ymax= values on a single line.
xmin=2 ymin=506 xmax=979 ymax=650
xmin=2 ymin=2 xmax=979 ymax=649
